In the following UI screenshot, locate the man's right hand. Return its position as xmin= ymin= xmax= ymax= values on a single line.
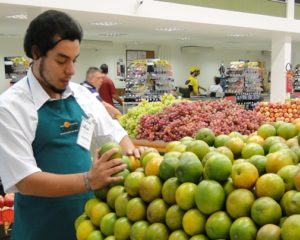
xmin=87 ymin=148 xmax=127 ymax=190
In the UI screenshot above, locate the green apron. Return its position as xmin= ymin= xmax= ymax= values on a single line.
xmin=12 ymin=96 xmax=93 ymax=240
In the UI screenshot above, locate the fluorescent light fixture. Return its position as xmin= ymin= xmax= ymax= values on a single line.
xmin=90 ymin=21 xmax=121 ymax=26
xmin=6 ymin=14 xmax=27 ymax=20
xmin=228 ymin=33 xmax=253 ymax=37
xmin=98 ymin=32 xmax=128 ymax=37
xmin=155 ymin=27 xmax=183 ymax=32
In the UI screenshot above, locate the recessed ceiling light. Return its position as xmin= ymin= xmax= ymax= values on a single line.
xmin=155 ymin=27 xmax=183 ymax=32
xmin=98 ymin=32 xmax=128 ymax=37
xmin=90 ymin=21 xmax=121 ymax=26
xmin=228 ymin=33 xmax=253 ymax=37
xmin=176 ymin=37 xmax=191 ymax=41
xmin=6 ymin=14 xmax=27 ymax=20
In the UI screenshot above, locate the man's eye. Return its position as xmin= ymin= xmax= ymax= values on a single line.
xmin=56 ymin=60 xmax=66 ymax=64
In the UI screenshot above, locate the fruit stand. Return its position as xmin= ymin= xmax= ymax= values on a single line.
xmin=75 ymin=105 xmax=300 ymax=240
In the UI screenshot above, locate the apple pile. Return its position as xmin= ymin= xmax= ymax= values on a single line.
xmin=137 ymin=99 xmax=266 ymax=142
xmin=75 ymin=121 xmax=300 ymax=240
xmin=255 ymin=99 xmax=300 ymax=123
xmin=0 ymin=193 xmax=14 ymax=236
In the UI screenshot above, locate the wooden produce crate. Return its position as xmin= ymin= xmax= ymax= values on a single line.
xmin=131 ymin=138 xmax=167 ymax=153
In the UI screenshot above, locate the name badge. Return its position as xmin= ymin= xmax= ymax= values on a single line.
xmin=77 ymin=116 xmax=95 ymax=150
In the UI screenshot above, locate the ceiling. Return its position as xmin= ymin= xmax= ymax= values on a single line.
xmin=0 ymin=3 xmax=299 ymax=51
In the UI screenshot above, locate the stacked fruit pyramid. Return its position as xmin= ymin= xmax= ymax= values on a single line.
xmin=75 ymin=120 xmax=300 ymax=240
xmin=255 ymin=99 xmax=300 ymax=123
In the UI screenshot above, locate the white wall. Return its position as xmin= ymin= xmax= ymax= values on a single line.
xmin=0 ymin=38 xmax=273 ymax=94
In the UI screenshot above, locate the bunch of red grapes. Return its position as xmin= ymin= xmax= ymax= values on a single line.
xmin=137 ymin=100 xmax=266 ymax=142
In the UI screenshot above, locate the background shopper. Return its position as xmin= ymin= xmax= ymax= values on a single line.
xmin=99 ymin=63 xmax=124 ymax=107
xmin=82 ymin=67 xmax=122 ymax=118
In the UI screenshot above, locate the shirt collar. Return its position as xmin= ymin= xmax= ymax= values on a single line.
xmin=82 ymin=81 xmax=96 ymax=90
xmin=27 ymin=67 xmax=74 ymax=110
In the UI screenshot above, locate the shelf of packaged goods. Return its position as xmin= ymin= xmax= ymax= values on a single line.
xmin=131 ymin=138 xmax=167 ymax=153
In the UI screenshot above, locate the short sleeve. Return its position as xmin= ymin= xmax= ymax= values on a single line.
xmin=0 ymin=107 xmax=41 ymax=193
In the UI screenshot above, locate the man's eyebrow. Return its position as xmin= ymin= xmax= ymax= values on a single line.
xmin=57 ymin=53 xmax=80 ymax=60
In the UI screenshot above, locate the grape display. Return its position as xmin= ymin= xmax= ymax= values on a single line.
xmin=118 ymin=94 xmax=182 ymax=137
xmin=137 ymin=100 xmax=266 ymax=142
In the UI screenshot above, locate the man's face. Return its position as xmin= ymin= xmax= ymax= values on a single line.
xmin=89 ymin=71 xmax=104 ymax=89
xmin=34 ymin=39 xmax=80 ymax=98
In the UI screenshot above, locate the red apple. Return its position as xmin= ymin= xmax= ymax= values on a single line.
xmin=4 ymin=193 xmax=14 ymax=207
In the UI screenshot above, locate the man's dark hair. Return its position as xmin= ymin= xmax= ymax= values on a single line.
xmin=214 ymin=76 xmax=221 ymax=85
xmin=100 ymin=64 xmax=109 ymax=74
xmin=24 ymin=10 xmax=83 ymax=59
xmin=86 ymin=67 xmax=100 ymax=80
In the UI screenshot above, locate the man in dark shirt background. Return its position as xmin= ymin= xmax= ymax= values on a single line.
xmin=99 ymin=64 xmax=124 ymax=107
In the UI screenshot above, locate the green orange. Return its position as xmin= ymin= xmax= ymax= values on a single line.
xmin=251 ymin=197 xmax=282 ymax=226
xmin=255 ymin=173 xmax=285 ymax=201
xmin=168 ymin=230 xmax=188 ymax=240
xmin=226 ymin=189 xmax=255 ymax=219
xmin=175 ymin=182 xmax=197 ymax=210
xmin=195 ymin=128 xmax=215 ymax=146
xmin=186 ymin=140 xmax=210 ymax=160
xmin=115 ymin=192 xmax=131 ymax=217
xmin=257 ymin=123 xmax=276 ymax=139
xmin=281 ymin=214 xmax=300 ymax=240
xmin=124 ymin=171 xmax=145 ymax=197
xmin=205 ymin=211 xmax=232 ymax=239
xmin=139 ymin=176 xmax=162 ymax=202
xmin=165 ymin=204 xmax=185 ymax=230
xmin=204 ymin=153 xmax=232 ymax=182
xmin=126 ymin=197 xmax=147 ymax=221
xmin=256 ymin=224 xmax=281 ymax=240
xmin=195 ymin=180 xmax=225 ymax=215
xmin=100 ymin=212 xmax=117 ymax=236
xmin=159 ymin=157 xmax=180 ymax=180
xmin=130 ymin=220 xmax=149 ymax=240
xmin=106 ymin=185 xmax=124 ymax=210
xmin=113 ymin=217 xmax=132 ymax=240
xmin=214 ymin=134 xmax=230 ymax=148
xmin=230 ymin=217 xmax=257 ymax=240
xmin=161 ymin=177 xmax=180 ymax=205
xmin=143 ymin=223 xmax=169 ymax=240
xmin=98 ymin=141 xmax=123 ymax=160
xmin=241 ymin=143 xmax=264 ymax=159
xmin=76 ymin=220 xmax=97 ymax=240
xmin=182 ymin=208 xmax=206 ymax=236
xmin=147 ymin=198 xmax=168 ymax=223
xmin=176 ymin=152 xmax=203 ymax=183
xmin=90 ymin=202 xmax=111 ymax=226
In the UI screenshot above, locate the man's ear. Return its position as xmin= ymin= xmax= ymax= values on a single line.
xmin=31 ymin=45 xmax=40 ymax=60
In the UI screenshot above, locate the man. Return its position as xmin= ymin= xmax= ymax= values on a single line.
xmin=82 ymin=67 xmax=122 ymax=118
xmin=0 ymin=10 xmax=140 ymax=240
xmin=185 ymin=66 xmax=206 ymax=96
xmin=99 ymin=64 xmax=124 ymax=107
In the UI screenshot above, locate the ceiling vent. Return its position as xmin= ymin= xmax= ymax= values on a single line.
xmin=181 ymin=46 xmax=214 ymax=54
xmin=81 ymin=39 xmax=113 ymax=50
xmin=261 ymin=50 xmax=271 ymax=56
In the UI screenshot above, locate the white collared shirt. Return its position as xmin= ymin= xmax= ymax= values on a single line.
xmin=0 ymin=68 xmax=127 ymax=192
